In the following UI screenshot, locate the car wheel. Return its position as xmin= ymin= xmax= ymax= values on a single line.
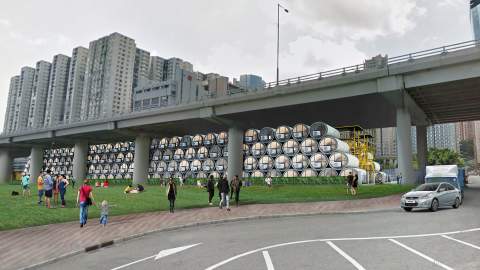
xmin=403 ymin=207 xmax=412 ymax=212
xmin=430 ymin=199 xmax=439 ymax=212
xmin=453 ymin=198 xmax=460 ymax=209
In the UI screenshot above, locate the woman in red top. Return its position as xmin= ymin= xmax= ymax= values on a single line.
xmin=76 ymin=179 xmax=95 ymax=228
xmin=103 ymin=179 xmax=109 ymax=188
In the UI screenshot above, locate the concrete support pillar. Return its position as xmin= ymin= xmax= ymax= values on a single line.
xmin=73 ymin=140 xmax=88 ymax=182
xmin=416 ymin=125 xmax=428 ymax=184
xmin=396 ymin=107 xmax=415 ymax=184
xmin=227 ymin=126 xmax=243 ymax=181
xmin=133 ymin=135 xmax=151 ymax=184
xmin=30 ymin=147 xmax=44 ymax=183
xmin=0 ymin=149 xmax=12 ymax=184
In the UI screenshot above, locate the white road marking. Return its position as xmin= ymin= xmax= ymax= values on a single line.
xmin=389 ymin=239 xmax=453 ymax=270
xmin=111 ymin=243 xmax=201 ymax=270
xmin=155 ymin=243 xmax=202 ymax=260
xmin=262 ymin=251 xmax=275 ymax=270
xmin=442 ymin=235 xmax=480 ymax=250
xmin=326 ymin=241 xmax=366 ymax=270
xmin=204 ymin=227 xmax=480 ymax=270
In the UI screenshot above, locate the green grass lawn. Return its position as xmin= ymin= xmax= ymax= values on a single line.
xmin=0 ymin=184 xmax=413 ymax=231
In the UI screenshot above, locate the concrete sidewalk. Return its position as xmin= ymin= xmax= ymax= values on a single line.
xmin=0 ymin=194 xmax=401 ymax=270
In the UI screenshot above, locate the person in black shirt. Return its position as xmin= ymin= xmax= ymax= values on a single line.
xmin=207 ymin=175 xmax=215 ymax=205
xmin=218 ymin=176 xmax=230 ymax=211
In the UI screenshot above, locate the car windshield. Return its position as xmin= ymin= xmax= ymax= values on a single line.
xmin=414 ymin=183 xmax=439 ymax=191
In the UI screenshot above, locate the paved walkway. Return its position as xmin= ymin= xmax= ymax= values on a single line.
xmin=0 ymin=194 xmax=401 ymax=270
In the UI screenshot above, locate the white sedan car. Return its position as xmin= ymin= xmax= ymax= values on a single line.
xmin=400 ymin=182 xmax=461 ymax=212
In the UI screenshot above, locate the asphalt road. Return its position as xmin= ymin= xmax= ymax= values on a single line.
xmin=38 ymin=179 xmax=480 ymax=270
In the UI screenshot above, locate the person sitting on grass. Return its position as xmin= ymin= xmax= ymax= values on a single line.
xmin=95 ymin=181 xmax=101 ymax=188
xmin=124 ymin=184 xmax=134 ymax=194
xmin=137 ymin=184 xmax=144 ymax=192
xmin=103 ymin=179 xmax=109 ymax=188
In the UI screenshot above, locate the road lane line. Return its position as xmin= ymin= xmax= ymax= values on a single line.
xmin=204 ymin=227 xmax=480 ymax=270
xmin=389 ymin=239 xmax=453 ymax=270
xmin=442 ymin=235 xmax=480 ymax=250
xmin=262 ymin=251 xmax=275 ymax=270
xmin=111 ymin=243 xmax=201 ymax=270
xmin=326 ymin=241 xmax=366 ymax=270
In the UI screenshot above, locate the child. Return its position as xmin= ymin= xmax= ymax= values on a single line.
xmin=100 ymin=200 xmax=109 ymax=227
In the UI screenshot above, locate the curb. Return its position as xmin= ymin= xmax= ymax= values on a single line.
xmin=19 ymin=206 xmax=399 ymax=270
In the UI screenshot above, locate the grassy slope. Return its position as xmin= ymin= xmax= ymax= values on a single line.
xmin=0 ymin=184 xmax=413 ymax=231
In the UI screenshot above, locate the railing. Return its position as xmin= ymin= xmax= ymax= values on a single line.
xmin=3 ymin=40 xmax=478 ymax=137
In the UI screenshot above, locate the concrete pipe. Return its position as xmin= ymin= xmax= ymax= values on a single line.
xmin=151 ymin=138 xmax=160 ymax=149
xmin=209 ymin=145 xmax=222 ymax=159
xmin=215 ymin=158 xmax=228 ymax=172
xmin=179 ymin=160 xmax=190 ymax=172
xmin=275 ymin=125 xmax=292 ymax=142
xmin=190 ymin=159 xmax=202 ymax=172
xmin=283 ymin=169 xmax=298 ymax=177
xmin=267 ymin=170 xmax=282 ymax=177
xmin=244 ymin=129 xmax=260 ymax=145
xmin=243 ymin=156 xmax=258 ymax=172
xmin=185 ymin=147 xmax=196 ymax=161
xmin=196 ymin=171 xmax=207 ymax=179
xmin=319 ymin=137 xmax=350 ymax=154
xmin=167 ymin=161 xmax=178 ymax=173
xmin=258 ymin=155 xmax=274 ymax=172
xmin=310 ymin=122 xmax=340 ymax=139
xmin=197 ymin=146 xmax=209 ymax=160
xmin=251 ymin=170 xmax=265 ymax=178
xmin=292 ymin=123 xmax=310 ymax=141
xmin=319 ymin=168 xmax=338 ymax=176
xmin=204 ymin=132 xmax=217 ymax=147
xmin=300 ymin=138 xmax=318 ymax=155
xmin=173 ymin=149 xmax=184 ymax=161
xmin=274 ymin=155 xmax=291 ymax=171
xmin=260 ymin=127 xmax=276 ymax=143
xmin=251 ymin=142 xmax=266 ymax=158
xmin=157 ymin=161 xmax=167 ymax=173
xmin=282 ymin=139 xmax=300 ymax=156
xmin=292 ymin=154 xmax=310 ymax=171
xmin=373 ymin=161 xmax=381 ymax=172
xmin=329 ymin=152 xmax=360 ymax=169
xmin=168 ymin=136 xmax=182 ymax=149
xmin=217 ymin=131 xmax=228 ymax=146
xmin=162 ymin=149 xmax=173 ymax=161
xmin=202 ymin=159 xmax=215 ymax=172
xmin=243 ymin=144 xmax=250 ymax=156
xmin=301 ymin=169 xmax=318 ymax=177
xmin=266 ymin=141 xmax=282 ymax=157
xmin=152 ymin=149 xmax=162 ymax=161
xmin=192 ymin=134 xmax=205 ymax=148
xmin=179 ymin=136 xmax=192 ymax=149
xmin=210 ymin=171 xmax=221 ymax=179
xmin=159 ymin=138 xmax=169 ymax=150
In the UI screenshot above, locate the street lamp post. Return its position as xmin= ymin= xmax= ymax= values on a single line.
xmin=276 ymin=3 xmax=288 ymax=86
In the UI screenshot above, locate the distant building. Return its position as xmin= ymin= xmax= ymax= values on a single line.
xmin=28 ymin=61 xmax=51 ymax=129
xmin=149 ymin=56 xmax=166 ymax=82
xmin=471 ymin=0 xmax=480 ymax=39
xmin=3 ymin=75 xmax=20 ymax=133
xmin=133 ymin=48 xmax=151 ymax=90
xmin=64 ymin=47 xmax=89 ymax=124
xmin=44 ymin=54 xmax=71 ymax=127
xmin=238 ymin=74 xmax=264 ymax=91
xmin=15 ymin=67 xmax=36 ymax=131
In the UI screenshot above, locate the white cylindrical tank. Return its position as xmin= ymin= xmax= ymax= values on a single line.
xmin=259 ymin=127 xmax=276 ymax=143
xmin=159 ymin=138 xmax=169 ymax=150
xmin=185 ymin=148 xmax=196 ymax=161
xmin=310 ymin=122 xmax=340 ymax=139
xmin=210 ymin=171 xmax=221 ymax=179
xmin=282 ymin=139 xmax=300 ymax=156
xmin=173 ymin=149 xmax=184 ymax=161
xmin=301 ymin=169 xmax=318 ymax=177
xmin=217 ymin=131 xmax=228 ymax=146
xmin=157 ymin=161 xmax=167 ymax=173
xmin=168 ymin=136 xmax=181 ymax=149
xmin=202 ymin=159 xmax=215 ymax=172
xmin=251 ymin=142 xmax=266 ymax=158
xmin=215 ymin=158 xmax=228 ymax=172
xmin=244 ymin=129 xmax=260 ymax=144
xmin=192 ymin=134 xmax=205 ymax=148
xmin=190 ymin=159 xmax=202 ymax=172
xmin=373 ymin=161 xmax=381 ymax=172
xmin=162 ymin=149 xmax=173 ymax=161
xmin=275 ymin=125 xmax=292 ymax=142
xmin=329 ymin=152 xmax=360 ymax=169
xmin=319 ymin=168 xmax=338 ymax=176
xmin=179 ymin=136 xmax=192 ymax=149
xmin=283 ymin=169 xmax=298 ymax=177
xmin=251 ymin=170 xmax=265 ymax=178
xmin=209 ymin=145 xmax=222 ymax=159
xmin=274 ymin=155 xmax=291 ymax=171
xmin=178 ymin=160 xmax=190 ymax=172
xmin=167 ymin=161 xmax=178 ymax=172
xmin=204 ymin=133 xmax=217 ymax=147
xmin=244 ymin=156 xmax=258 ymax=172
xmin=266 ymin=141 xmax=282 ymax=157
xmin=319 ymin=137 xmax=350 ymax=154
xmin=292 ymin=123 xmax=310 ymax=141
xmin=258 ymin=156 xmax=274 ymax=172
xmin=300 ymin=138 xmax=318 ymax=155
xmin=197 ymin=146 xmax=209 ymax=160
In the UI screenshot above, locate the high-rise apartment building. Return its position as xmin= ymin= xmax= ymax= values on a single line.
xmin=15 ymin=67 xmax=36 ymax=131
xmin=3 ymin=76 xmax=20 ymax=133
xmin=238 ymin=74 xmax=265 ymax=90
xmin=27 ymin=61 xmax=52 ymax=128
xmin=81 ymin=32 xmax=136 ymax=120
xmin=149 ymin=56 xmax=166 ymax=82
xmin=133 ymin=48 xmax=150 ymax=90
xmin=64 ymin=47 xmax=89 ymax=124
xmin=471 ymin=0 xmax=480 ymax=39
xmin=44 ymin=54 xmax=71 ymax=127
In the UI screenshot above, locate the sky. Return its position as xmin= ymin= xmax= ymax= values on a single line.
xmin=0 ymin=0 xmax=471 ymax=129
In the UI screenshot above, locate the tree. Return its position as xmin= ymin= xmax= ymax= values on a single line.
xmin=459 ymin=139 xmax=475 ymax=161
xmin=427 ymin=148 xmax=464 ymax=167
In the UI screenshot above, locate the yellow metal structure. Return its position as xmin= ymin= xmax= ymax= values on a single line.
xmin=337 ymin=126 xmax=377 ymax=176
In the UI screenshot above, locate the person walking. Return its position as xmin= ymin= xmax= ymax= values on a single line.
xmin=52 ymin=175 xmax=60 ymax=206
xmin=207 ymin=175 xmax=215 ymax=205
xmin=77 ymin=179 xmax=95 ymax=227
xmin=230 ymin=175 xmax=242 ymax=207
xmin=58 ymin=175 xmax=69 ymax=207
xmin=352 ymin=173 xmax=359 ymax=196
xmin=99 ymin=200 xmax=109 ymax=227
xmin=43 ymin=170 xmax=54 ymax=208
xmin=166 ymin=177 xmax=177 ymax=213
xmin=37 ymin=173 xmax=44 ymax=205
xmin=21 ymin=174 xmax=30 ymax=198
xmin=219 ymin=176 xmax=230 ymax=211
xmin=346 ymin=172 xmax=354 ymax=195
